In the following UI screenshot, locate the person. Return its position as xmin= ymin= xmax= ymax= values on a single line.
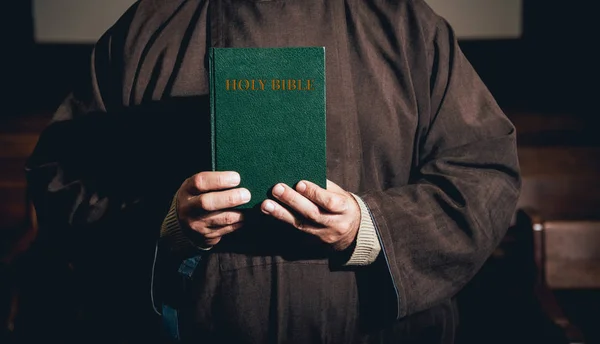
xmin=22 ymin=0 xmax=521 ymax=343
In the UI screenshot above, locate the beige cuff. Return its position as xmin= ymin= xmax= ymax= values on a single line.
xmin=160 ymin=193 xmax=212 ymax=255
xmin=343 ymin=193 xmax=382 ymax=266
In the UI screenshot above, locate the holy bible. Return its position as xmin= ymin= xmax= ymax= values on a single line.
xmin=208 ymin=47 xmax=327 ymax=209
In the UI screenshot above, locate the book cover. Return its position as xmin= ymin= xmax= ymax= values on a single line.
xmin=208 ymin=47 xmax=326 ymax=209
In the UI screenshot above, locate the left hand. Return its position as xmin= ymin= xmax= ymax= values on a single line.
xmin=260 ymin=179 xmax=361 ymax=251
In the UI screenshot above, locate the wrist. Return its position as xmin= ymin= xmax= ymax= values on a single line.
xmin=163 ymin=191 xmax=213 ymax=254
xmin=333 ymin=195 xmax=361 ymax=251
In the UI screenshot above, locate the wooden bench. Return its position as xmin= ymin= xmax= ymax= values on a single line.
xmin=0 ymin=113 xmax=49 ymax=263
xmin=514 ymin=140 xmax=600 ymax=344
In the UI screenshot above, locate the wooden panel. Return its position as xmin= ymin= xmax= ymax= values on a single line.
xmin=516 ymin=143 xmax=600 ymax=221
xmin=511 ymin=112 xmax=588 ymax=136
xmin=0 ymin=113 xmax=52 ymax=134
xmin=546 ymin=221 xmax=600 ymax=260
xmin=518 ymin=146 xmax=600 ymax=177
xmin=0 ymin=187 xmax=27 ymax=229
xmin=0 ymin=115 xmax=44 ymax=236
xmin=518 ymin=176 xmax=600 ymax=220
xmin=0 ymin=158 xmax=27 ymax=188
xmin=547 ymin=261 xmax=600 ymax=289
xmin=544 ymin=221 xmax=600 ymax=289
xmin=0 ymin=134 xmax=39 ymax=158
xmin=510 ymin=112 xmax=599 ymax=146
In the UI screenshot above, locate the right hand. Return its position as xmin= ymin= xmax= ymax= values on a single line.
xmin=176 ymin=171 xmax=251 ymax=248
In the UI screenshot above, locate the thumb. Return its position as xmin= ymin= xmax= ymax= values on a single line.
xmin=326 ymin=179 xmax=344 ymax=193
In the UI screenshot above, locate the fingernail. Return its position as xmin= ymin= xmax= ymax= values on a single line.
xmin=264 ymin=201 xmax=275 ymax=213
xmin=228 ymin=172 xmax=241 ymax=185
xmin=272 ymin=184 xmax=284 ymax=197
xmin=240 ymin=189 xmax=251 ymax=202
xmin=296 ymin=181 xmax=307 ymax=192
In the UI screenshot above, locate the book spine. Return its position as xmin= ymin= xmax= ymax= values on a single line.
xmin=208 ymin=48 xmax=216 ymax=172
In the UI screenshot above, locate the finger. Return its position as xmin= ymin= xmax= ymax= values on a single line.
xmin=203 ymin=222 xmax=244 ymax=239
xmin=186 ymin=171 xmax=241 ymax=194
xmin=326 ymin=179 xmax=344 ymax=193
xmin=296 ymin=180 xmax=347 ymax=214
xmin=271 ymin=183 xmax=324 ymax=223
xmin=189 ymin=219 xmax=243 ymax=237
xmin=194 ymin=188 xmax=251 ymax=211
xmin=261 ymin=199 xmax=320 ymax=234
xmin=203 ymin=210 xmax=245 ymax=228
xmin=204 ymin=237 xmax=221 ymax=247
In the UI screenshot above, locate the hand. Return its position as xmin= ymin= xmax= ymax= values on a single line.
xmin=177 ymin=171 xmax=251 ymax=248
xmin=260 ymin=179 xmax=361 ymax=251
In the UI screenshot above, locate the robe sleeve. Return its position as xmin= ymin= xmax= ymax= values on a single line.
xmin=23 ymin=26 xmax=141 ymax=261
xmin=22 ymin=2 xmax=170 ymax=261
xmin=18 ymin=3 xmax=168 ymax=339
xmin=24 ymin=33 xmax=113 ymax=264
xmin=360 ymin=17 xmax=521 ymax=319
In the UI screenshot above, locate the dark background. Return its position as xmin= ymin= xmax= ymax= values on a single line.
xmin=2 ymin=1 xmax=597 ymax=120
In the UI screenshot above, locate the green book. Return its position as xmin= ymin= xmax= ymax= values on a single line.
xmin=208 ymin=47 xmax=327 ymax=209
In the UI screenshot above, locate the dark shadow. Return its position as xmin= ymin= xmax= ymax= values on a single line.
xmin=14 ymin=95 xmax=214 ymax=344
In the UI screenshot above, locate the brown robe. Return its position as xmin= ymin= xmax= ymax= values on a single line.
xmin=24 ymin=0 xmax=520 ymax=343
